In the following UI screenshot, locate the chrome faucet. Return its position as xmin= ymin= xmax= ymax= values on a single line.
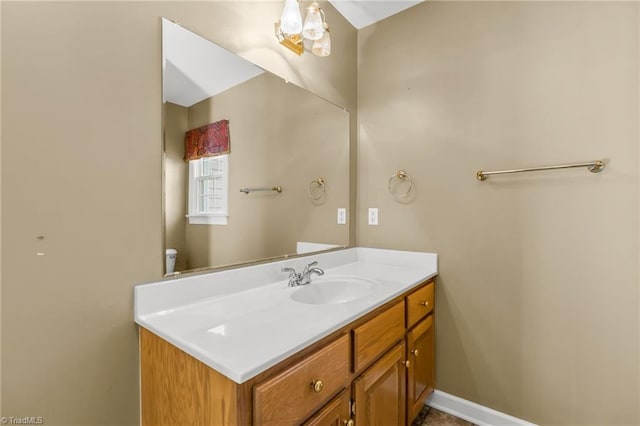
xmin=282 ymin=261 xmax=325 ymax=287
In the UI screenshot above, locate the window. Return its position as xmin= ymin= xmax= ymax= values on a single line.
xmin=188 ymin=155 xmax=229 ymax=225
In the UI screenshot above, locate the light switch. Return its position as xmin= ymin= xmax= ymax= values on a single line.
xmin=337 ymin=208 xmax=347 ymax=225
xmin=368 ymin=208 xmax=378 ymax=225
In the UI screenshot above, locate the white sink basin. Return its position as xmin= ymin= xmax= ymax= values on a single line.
xmin=290 ymin=276 xmax=380 ymax=305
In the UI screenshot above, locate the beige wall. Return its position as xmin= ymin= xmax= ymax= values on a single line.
xmin=180 ymin=73 xmax=349 ymax=270
xmin=164 ymin=102 xmax=188 ymax=272
xmin=0 ymin=1 xmax=3 ymax=415
xmin=1 ymin=1 xmax=356 ymax=424
xmin=358 ymin=2 xmax=639 ymax=424
xmin=4 ymin=1 xmax=637 ymax=425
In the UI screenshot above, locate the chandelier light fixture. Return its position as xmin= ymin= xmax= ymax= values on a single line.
xmin=275 ymin=0 xmax=331 ymax=57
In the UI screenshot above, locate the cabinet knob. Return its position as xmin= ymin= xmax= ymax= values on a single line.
xmin=343 ymin=420 xmax=354 ymax=426
xmin=411 ymin=349 xmax=419 ymax=357
xmin=310 ymin=380 xmax=324 ymax=393
xmin=420 ymin=301 xmax=429 ymax=307
xmin=402 ymin=360 xmax=410 ymax=368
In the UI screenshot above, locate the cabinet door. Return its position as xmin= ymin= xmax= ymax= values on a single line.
xmin=407 ymin=315 xmax=434 ymax=422
xmin=353 ymin=342 xmax=406 ymax=426
xmin=303 ymin=390 xmax=351 ymax=426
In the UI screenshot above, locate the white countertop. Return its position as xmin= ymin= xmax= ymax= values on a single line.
xmin=134 ymin=247 xmax=438 ymax=384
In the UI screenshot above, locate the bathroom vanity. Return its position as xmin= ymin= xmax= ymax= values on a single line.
xmin=135 ymin=248 xmax=437 ymax=425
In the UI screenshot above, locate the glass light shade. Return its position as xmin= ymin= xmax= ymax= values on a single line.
xmin=311 ymin=28 xmax=331 ymax=57
xmin=302 ymin=2 xmax=324 ymax=41
xmin=280 ymin=0 xmax=302 ymax=35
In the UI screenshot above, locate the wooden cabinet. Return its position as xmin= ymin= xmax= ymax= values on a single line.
xmin=406 ymin=315 xmax=435 ymax=421
xmin=254 ymin=334 xmax=350 ymax=426
xmin=303 ymin=390 xmax=351 ymax=426
xmin=353 ymin=342 xmax=406 ymax=426
xmin=140 ymin=277 xmax=436 ymax=426
xmin=353 ymin=301 xmax=405 ymax=373
xmin=406 ymin=282 xmax=434 ymax=329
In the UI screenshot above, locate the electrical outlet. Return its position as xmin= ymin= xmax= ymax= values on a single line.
xmin=337 ymin=208 xmax=347 ymax=225
xmin=368 ymin=208 xmax=379 ymax=225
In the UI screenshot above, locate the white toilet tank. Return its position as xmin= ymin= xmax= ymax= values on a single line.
xmin=165 ymin=248 xmax=177 ymax=274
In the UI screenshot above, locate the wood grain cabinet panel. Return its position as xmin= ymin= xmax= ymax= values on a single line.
xmin=140 ymin=327 xmax=245 ymax=426
xmin=407 ymin=315 xmax=435 ymax=421
xmin=352 ymin=301 xmax=405 ymax=373
xmin=406 ymin=282 xmax=434 ymax=329
xmin=303 ymin=390 xmax=351 ymax=426
xmin=254 ymin=334 xmax=350 ymax=426
xmin=353 ymin=341 xmax=407 ymax=426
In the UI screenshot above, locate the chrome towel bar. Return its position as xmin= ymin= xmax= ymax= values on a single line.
xmin=476 ymin=160 xmax=605 ymax=181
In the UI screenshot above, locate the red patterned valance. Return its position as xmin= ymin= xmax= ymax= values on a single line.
xmin=184 ymin=119 xmax=230 ymax=161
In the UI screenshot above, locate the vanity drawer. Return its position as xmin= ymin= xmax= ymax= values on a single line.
xmin=352 ymin=301 xmax=405 ymax=372
xmin=254 ymin=334 xmax=350 ymax=426
xmin=406 ymin=281 xmax=434 ymax=329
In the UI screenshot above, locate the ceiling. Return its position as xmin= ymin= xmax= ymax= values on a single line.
xmin=328 ymin=0 xmax=425 ymax=29
xmin=162 ymin=1 xmax=426 ymax=107
xmin=162 ymin=18 xmax=264 ymax=107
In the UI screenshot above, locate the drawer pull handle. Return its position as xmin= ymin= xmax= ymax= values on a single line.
xmin=411 ymin=349 xmax=419 ymax=357
xmin=343 ymin=420 xmax=354 ymax=426
xmin=402 ymin=360 xmax=410 ymax=368
xmin=310 ymin=380 xmax=324 ymax=393
xmin=420 ymin=301 xmax=429 ymax=307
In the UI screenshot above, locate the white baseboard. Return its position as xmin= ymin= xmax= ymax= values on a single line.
xmin=425 ymin=390 xmax=538 ymax=426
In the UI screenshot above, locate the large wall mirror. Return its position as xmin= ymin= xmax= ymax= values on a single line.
xmin=162 ymin=19 xmax=350 ymax=275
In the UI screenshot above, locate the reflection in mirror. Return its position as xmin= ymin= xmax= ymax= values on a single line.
xmin=162 ymin=19 xmax=350 ymax=275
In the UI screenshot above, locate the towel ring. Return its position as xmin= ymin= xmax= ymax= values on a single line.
xmin=388 ymin=170 xmax=414 ymax=199
xmin=308 ymin=177 xmax=326 ymax=201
